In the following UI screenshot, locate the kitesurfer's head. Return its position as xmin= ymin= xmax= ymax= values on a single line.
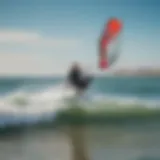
xmin=71 ymin=62 xmax=81 ymax=70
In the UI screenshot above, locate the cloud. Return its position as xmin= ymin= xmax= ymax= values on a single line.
xmin=0 ymin=30 xmax=80 ymax=49
xmin=0 ymin=30 xmax=84 ymax=75
xmin=0 ymin=52 xmax=96 ymax=76
xmin=0 ymin=30 xmax=119 ymax=75
xmin=0 ymin=53 xmax=67 ymax=75
xmin=0 ymin=31 xmax=40 ymax=43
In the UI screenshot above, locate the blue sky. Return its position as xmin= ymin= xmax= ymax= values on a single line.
xmin=0 ymin=0 xmax=159 ymax=75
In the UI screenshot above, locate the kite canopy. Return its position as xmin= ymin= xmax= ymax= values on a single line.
xmin=99 ymin=18 xmax=123 ymax=70
xmin=106 ymin=18 xmax=122 ymax=37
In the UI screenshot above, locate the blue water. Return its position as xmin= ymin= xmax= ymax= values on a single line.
xmin=0 ymin=76 xmax=160 ymax=99
xmin=91 ymin=76 xmax=160 ymax=99
xmin=0 ymin=77 xmax=62 ymax=96
xmin=0 ymin=76 xmax=160 ymax=127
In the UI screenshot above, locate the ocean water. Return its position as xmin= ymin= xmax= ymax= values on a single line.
xmin=1 ymin=76 xmax=160 ymax=101
xmin=0 ymin=76 xmax=160 ymax=126
xmin=0 ymin=76 xmax=160 ymax=160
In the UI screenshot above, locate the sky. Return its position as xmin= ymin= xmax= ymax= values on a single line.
xmin=0 ymin=0 xmax=159 ymax=76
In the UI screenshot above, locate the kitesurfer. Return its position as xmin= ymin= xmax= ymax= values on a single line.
xmin=66 ymin=62 xmax=93 ymax=94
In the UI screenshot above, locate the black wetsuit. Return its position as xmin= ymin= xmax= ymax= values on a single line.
xmin=67 ymin=68 xmax=93 ymax=91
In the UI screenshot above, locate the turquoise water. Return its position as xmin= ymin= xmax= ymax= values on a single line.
xmin=0 ymin=76 xmax=160 ymax=99
xmin=1 ymin=76 xmax=160 ymax=97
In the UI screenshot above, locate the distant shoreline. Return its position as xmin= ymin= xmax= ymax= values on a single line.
xmin=113 ymin=68 xmax=160 ymax=76
xmin=0 ymin=75 xmax=160 ymax=79
xmin=1 ymin=68 xmax=160 ymax=78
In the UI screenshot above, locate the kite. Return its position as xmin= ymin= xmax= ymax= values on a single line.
xmin=99 ymin=18 xmax=123 ymax=70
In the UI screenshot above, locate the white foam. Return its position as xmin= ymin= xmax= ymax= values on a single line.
xmin=0 ymin=82 xmax=77 ymax=125
xmin=0 ymin=82 xmax=160 ymax=126
xmin=92 ymin=94 xmax=160 ymax=109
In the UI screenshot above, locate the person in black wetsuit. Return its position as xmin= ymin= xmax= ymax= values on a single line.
xmin=67 ymin=63 xmax=93 ymax=94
